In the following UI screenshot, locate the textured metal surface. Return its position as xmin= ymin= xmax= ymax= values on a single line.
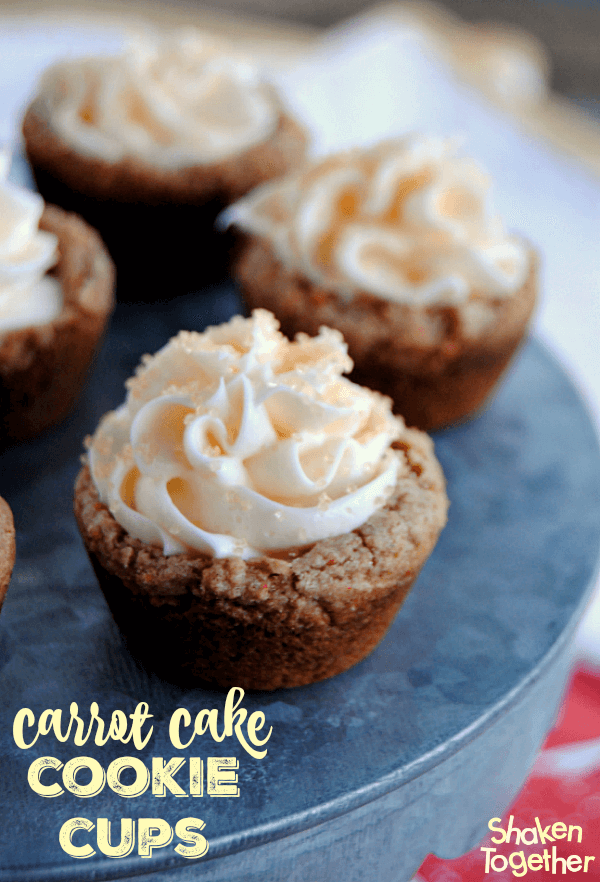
xmin=1 ymin=289 xmax=600 ymax=881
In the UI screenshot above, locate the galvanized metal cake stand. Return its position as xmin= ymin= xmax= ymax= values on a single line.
xmin=1 ymin=284 xmax=599 ymax=882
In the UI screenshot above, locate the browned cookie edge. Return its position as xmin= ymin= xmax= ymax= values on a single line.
xmin=74 ymin=429 xmax=448 ymax=690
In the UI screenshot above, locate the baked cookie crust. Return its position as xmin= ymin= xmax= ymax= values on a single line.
xmin=0 ymin=204 xmax=114 ymax=442
xmin=74 ymin=429 xmax=448 ymax=691
xmin=235 ymin=237 xmax=538 ymax=432
xmin=0 ymin=496 xmax=15 ymax=608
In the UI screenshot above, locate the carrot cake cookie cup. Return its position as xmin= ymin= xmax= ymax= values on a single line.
xmin=0 ymin=156 xmax=114 ymax=443
xmin=74 ymin=310 xmax=448 ymax=690
xmin=23 ymin=29 xmax=308 ymax=298
xmin=223 ymin=136 xmax=538 ymax=431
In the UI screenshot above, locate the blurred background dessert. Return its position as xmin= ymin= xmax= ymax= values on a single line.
xmin=22 ymin=28 xmax=308 ymax=298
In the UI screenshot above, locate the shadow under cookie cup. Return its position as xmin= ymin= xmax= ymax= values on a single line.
xmin=74 ymin=430 xmax=448 ymax=691
xmin=23 ymin=103 xmax=308 ymax=300
xmin=234 ymin=237 xmax=538 ymax=432
xmin=0 ymin=496 xmax=15 ymax=610
xmin=0 ymin=204 xmax=115 ymax=444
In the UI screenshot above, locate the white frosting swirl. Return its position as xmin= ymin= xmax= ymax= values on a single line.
xmin=223 ymin=136 xmax=529 ymax=306
xmin=89 ymin=310 xmax=404 ymax=559
xmin=0 ymin=153 xmax=61 ymax=334
xmin=38 ymin=29 xmax=280 ymax=168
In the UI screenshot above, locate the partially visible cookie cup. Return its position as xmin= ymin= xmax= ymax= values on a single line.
xmin=74 ymin=428 xmax=448 ymax=691
xmin=0 ymin=204 xmax=114 ymax=442
xmin=236 ymin=237 xmax=538 ymax=432
xmin=0 ymin=496 xmax=15 ymax=609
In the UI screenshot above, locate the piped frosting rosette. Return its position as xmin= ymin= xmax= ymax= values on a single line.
xmin=89 ymin=310 xmax=405 ymax=558
xmin=38 ymin=29 xmax=280 ymax=168
xmin=0 ymin=152 xmax=61 ymax=333
xmin=223 ymin=136 xmax=529 ymax=306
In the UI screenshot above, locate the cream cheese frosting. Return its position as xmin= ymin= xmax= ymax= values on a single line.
xmin=223 ymin=136 xmax=529 ymax=307
xmin=89 ymin=310 xmax=405 ymax=559
xmin=0 ymin=153 xmax=61 ymax=334
xmin=36 ymin=29 xmax=280 ymax=168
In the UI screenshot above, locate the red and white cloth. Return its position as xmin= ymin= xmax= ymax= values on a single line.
xmin=417 ymin=665 xmax=600 ymax=881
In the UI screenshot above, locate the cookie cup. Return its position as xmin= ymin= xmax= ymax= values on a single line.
xmin=74 ymin=430 xmax=448 ymax=691
xmin=0 ymin=497 xmax=15 ymax=609
xmin=23 ymin=102 xmax=308 ymax=298
xmin=235 ymin=238 xmax=538 ymax=432
xmin=0 ymin=204 xmax=114 ymax=442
